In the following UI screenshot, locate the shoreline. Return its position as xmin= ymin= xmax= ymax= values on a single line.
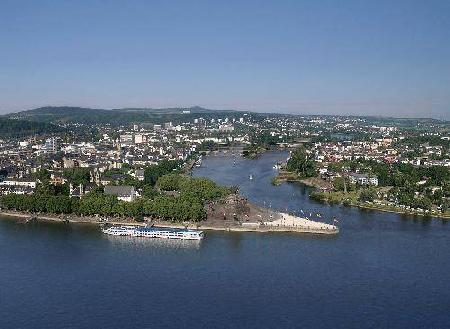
xmin=0 ymin=210 xmax=339 ymax=235
xmin=273 ymin=172 xmax=450 ymax=220
xmin=154 ymin=222 xmax=339 ymax=235
xmin=273 ymin=171 xmax=332 ymax=189
xmin=0 ymin=211 xmax=142 ymax=226
xmin=355 ymin=203 xmax=450 ymax=220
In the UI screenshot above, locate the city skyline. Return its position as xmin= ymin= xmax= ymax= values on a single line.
xmin=1 ymin=0 xmax=449 ymax=119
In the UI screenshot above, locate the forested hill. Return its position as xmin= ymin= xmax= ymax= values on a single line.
xmin=0 ymin=117 xmax=64 ymax=139
xmin=7 ymin=106 xmax=248 ymax=125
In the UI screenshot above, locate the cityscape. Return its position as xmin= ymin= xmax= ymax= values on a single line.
xmin=1 ymin=1 xmax=450 ymax=329
xmin=1 ymin=106 xmax=448 ymax=222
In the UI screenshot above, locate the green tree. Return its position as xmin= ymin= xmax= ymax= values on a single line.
xmin=358 ymin=187 xmax=377 ymax=203
xmin=414 ymin=197 xmax=432 ymax=211
xmin=142 ymin=184 xmax=158 ymax=198
xmin=333 ymin=177 xmax=346 ymax=192
xmin=144 ymin=160 xmax=182 ymax=186
xmin=35 ymin=169 xmax=51 ymax=182
xmin=157 ymin=173 xmax=183 ymax=191
xmin=286 ymin=146 xmax=316 ymax=178
xmin=63 ymin=168 xmax=91 ymax=185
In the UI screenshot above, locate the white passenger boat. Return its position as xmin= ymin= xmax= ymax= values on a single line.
xmin=102 ymin=225 xmax=204 ymax=240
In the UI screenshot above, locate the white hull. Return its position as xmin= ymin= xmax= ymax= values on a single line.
xmin=102 ymin=225 xmax=204 ymax=240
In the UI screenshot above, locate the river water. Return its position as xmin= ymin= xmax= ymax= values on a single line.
xmin=1 ymin=151 xmax=449 ymax=329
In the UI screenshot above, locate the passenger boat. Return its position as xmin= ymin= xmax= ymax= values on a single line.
xmin=102 ymin=225 xmax=204 ymax=240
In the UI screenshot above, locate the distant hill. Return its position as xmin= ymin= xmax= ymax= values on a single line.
xmin=6 ymin=106 xmax=247 ymax=125
xmin=0 ymin=117 xmax=64 ymax=139
xmin=8 ymin=106 xmax=445 ymax=128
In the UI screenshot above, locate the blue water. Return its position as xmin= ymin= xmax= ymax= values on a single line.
xmin=1 ymin=151 xmax=449 ymax=329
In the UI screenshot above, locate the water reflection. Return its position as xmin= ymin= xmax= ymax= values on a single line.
xmin=103 ymin=235 xmax=202 ymax=250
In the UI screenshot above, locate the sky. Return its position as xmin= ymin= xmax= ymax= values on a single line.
xmin=0 ymin=0 xmax=449 ymax=119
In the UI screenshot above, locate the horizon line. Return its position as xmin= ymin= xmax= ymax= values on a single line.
xmin=2 ymin=104 xmax=449 ymax=122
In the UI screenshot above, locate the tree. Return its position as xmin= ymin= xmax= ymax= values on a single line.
xmin=197 ymin=141 xmax=218 ymax=152
xmin=35 ymin=169 xmax=51 ymax=182
xmin=441 ymin=200 xmax=449 ymax=213
xmin=0 ymin=172 xmax=227 ymax=223
xmin=36 ymin=182 xmax=69 ymax=196
xmin=63 ymin=168 xmax=91 ymax=185
xmin=333 ymin=177 xmax=346 ymax=192
xmin=142 ymin=185 xmax=158 ymax=198
xmin=157 ymin=173 xmax=183 ymax=191
xmin=358 ymin=188 xmax=377 ymax=203
xmin=414 ymin=197 xmax=432 ymax=211
xmin=144 ymin=160 xmax=182 ymax=186
xmin=328 ymin=162 xmax=343 ymax=173
xmin=286 ymin=146 xmax=316 ymax=178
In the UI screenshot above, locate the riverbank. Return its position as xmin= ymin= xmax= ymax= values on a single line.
xmin=273 ymin=171 xmax=332 ymax=190
xmin=152 ymin=221 xmax=338 ymax=235
xmin=356 ymin=203 xmax=450 ymax=220
xmin=242 ymin=146 xmax=267 ymax=159
xmin=272 ymin=169 xmax=450 ymax=220
xmin=0 ymin=211 xmax=142 ymax=226
xmin=309 ymin=191 xmax=450 ymax=220
xmin=0 ymin=196 xmax=339 ymax=235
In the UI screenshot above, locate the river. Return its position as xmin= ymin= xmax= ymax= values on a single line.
xmin=1 ymin=151 xmax=449 ymax=329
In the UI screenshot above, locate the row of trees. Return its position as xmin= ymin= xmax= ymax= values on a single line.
xmin=0 ymin=189 xmax=205 ymax=221
xmin=387 ymin=186 xmax=448 ymax=211
xmin=0 ymin=194 xmax=74 ymax=214
xmin=143 ymin=195 xmax=206 ymax=221
xmin=0 ymin=173 xmax=232 ymax=222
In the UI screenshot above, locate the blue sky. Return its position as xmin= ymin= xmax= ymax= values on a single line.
xmin=1 ymin=0 xmax=449 ymax=118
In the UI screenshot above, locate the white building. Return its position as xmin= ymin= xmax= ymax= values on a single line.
xmin=104 ymin=185 xmax=137 ymax=202
xmin=134 ymin=134 xmax=145 ymax=144
xmin=348 ymin=173 xmax=378 ymax=186
xmin=0 ymin=179 xmax=37 ymax=189
xmin=119 ymin=134 xmax=133 ymax=145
